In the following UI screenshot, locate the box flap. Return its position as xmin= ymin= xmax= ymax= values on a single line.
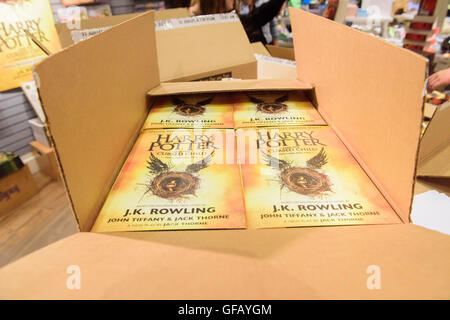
xmin=0 ymin=225 xmax=449 ymax=299
xmin=417 ymin=103 xmax=450 ymax=178
xmin=34 ymin=12 xmax=160 ymax=231
xmin=265 ymin=44 xmax=295 ymax=61
xmin=55 ymin=13 xmax=139 ymax=48
xmin=55 ymin=9 xmax=189 ymax=49
xmin=155 ymin=13 xmax=256 ymax=82
xmin=148 ymin=79 xmax=311 ymax=96
xmin=154 ymin=7 xmax=190 ymax=20
xmin=251 ymin=42 xmax=271 ymax=56
xmin=290 ymin=8 xmax=427 ymax=223
xmin=254 ymin=54 xmax=297 ymax=79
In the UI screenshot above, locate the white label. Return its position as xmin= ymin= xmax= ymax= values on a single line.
xmin=155 ymin=12 xmax=240 ymax=31
xmin=71 ymin=26 xmax=112 ymax=43
xmin=254 ymin=53 xmax=296 ymax=67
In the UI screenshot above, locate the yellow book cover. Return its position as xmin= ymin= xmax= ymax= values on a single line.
xmin=143 ymin=93 xmax=234 ymax=129
xmin=237 ymin=126 xmax=401 ymax=228
xmin=92 ymin=129 xmax=247 ymax=232
xmin=0 ymin=0 xmax=62 ymax=92
xmin=233 ymin=91 xmax=326 ymax=128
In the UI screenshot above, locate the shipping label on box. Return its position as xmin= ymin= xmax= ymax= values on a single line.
xmin=143 ymin=93 xmax=234 ymax=129
xmin=91 ymin=129 xmax=247 ymax=232
xmin=233 ymin=91 xmax=326 ymax=128
xmin=238 ymin=126 xmax=401 ymax=228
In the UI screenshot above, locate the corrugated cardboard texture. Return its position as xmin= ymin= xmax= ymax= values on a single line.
xmin=149 ymin=79 xmax=311 ymax=96
xmin=35 ymin=12 xmax=160 ymax=231
xmin=417 ymin=104 xmax=450 ymax=177
xmin=156 ymin=20 xmax=256 ymax=82
xmin=290 ymin=8 xmax=427 ymax=223
xmin=0 ymin=224 xmax=448 ymax=299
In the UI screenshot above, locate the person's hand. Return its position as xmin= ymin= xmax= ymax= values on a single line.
xmin=427 ymin=68 xmax=450 ymax=92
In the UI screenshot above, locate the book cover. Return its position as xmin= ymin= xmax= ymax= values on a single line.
xmin=0 ymin=0 xmax=62 ymax=91
xmin=91 ymin=129 xmax=246 ymax=232
xmin=237 ymin=126 xmax=401 ymax=228
xmin=143 ymin=93 xmax=234 ymax=129
xmin=232 ymin=90 xmax=326 ymax=128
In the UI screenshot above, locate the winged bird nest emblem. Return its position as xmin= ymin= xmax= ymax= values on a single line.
xmin=171 ymin=96 xmax=213 ymax=117
xmin=143 ymin=151 xmax=214 ymax=200
xmin=248 ymin=92 xmax=289 ymax=114
xmin=261 ymin=147 xmax=331 ymax=196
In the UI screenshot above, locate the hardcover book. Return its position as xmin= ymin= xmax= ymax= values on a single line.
xmin=237 ymin=126 xmax=401 ymax=228
xmin=143 ymin=93 xmax=234 ymax=129
xmin=0 ymin=0 xmax=62 ymax=91
xmin=232 ymin=90 xmax=326 ymax=128
xmin=91 ymin=129 xmax=247 ymax=232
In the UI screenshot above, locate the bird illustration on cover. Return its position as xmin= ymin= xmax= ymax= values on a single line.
xmin=142 ymin=151 xmax=215 ymax=200
xmin=261 ymin=147 xmax=332 ymax=197
xmin=171 ymin=96 xmax=214 ymax=117
xmin=248 ymin=92 xmax=289 ymax=114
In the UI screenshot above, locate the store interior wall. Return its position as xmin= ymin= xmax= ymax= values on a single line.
xmin=0 ymin=90 xmax=37 ymax=157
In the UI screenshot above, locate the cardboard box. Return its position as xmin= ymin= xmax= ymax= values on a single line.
xmin=0 ymin=165 xmax=37 ymax=215
xmin=155 ymin=13 xmax=256 ymax=82
xmin=55 ymin=8 xmax=189 ymax=48
xmin=30 ymin=141 xmax=61 ymax=181
xmin=55 ymin=12 xmax=257 ymax=82
xmin=1 ymin=10 xmax=449 ymax=299
xmin=266 ymin=44 xmax=295 ymax=61
xmin=417 ymin=102 xmax=450 ymax=178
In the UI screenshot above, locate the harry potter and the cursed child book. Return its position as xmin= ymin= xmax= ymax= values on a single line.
xmin=237 ymin=126 xmax=401 ymax=228
xmin=0 ymin=0 xmax=61 ymax=91
xmin=92 ymin=129 xmax=247 ymax=232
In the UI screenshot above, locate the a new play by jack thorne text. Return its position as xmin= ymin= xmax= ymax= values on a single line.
xmin=0 ymin=0 xmax=61 ymax=91
xmin=91 ymin=129 xmax=247 ymax=232
xmin=143 ymin=93 xmax=235 ymax=129
xmin=237 ymin=126 xmax=401 ymax=228
xmin=232 ymin=90 xmax=326 ymax=128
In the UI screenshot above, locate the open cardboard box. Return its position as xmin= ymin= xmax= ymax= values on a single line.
xmin=0 ymin=9 xmax=449 ymax=299
xmin=55 ymin=10 xmax=256 ymax=82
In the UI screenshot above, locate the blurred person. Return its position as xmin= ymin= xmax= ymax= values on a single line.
xmin=189 ymin=0 xmax=287 ymax=44
xmin=427 ymin=68 xmax=450 ymax=92
xmin=240 ymin=0 xmax=281 ymax=45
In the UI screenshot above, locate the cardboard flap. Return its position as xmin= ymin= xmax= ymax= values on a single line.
xmin=155 ymin=14 xmax=256 ymax=82
xmin=254 ymin=54 xmax=297 ymax=79
xmin=290 ymin=8 xmax=427 ymax=222
xmin=417 ymin=103 xmax=450 ymax=177
xmin=265 ymin=44 xmax=295 ymax=61
xmin=56 ymin=13 xmax=139 ymax=48
xmin=148 ymin=79 xmax=311 ymax=96
xmin=34 ymin=12 xmax=160 ymax=231
xmin=0 ymin=225 xmax=449 ymax=299
xmin=251 ymin=42 xmax=271 ymax=56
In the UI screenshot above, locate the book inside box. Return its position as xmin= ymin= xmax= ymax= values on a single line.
xmin=91 ymin=91 xmax=402 ymax=232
